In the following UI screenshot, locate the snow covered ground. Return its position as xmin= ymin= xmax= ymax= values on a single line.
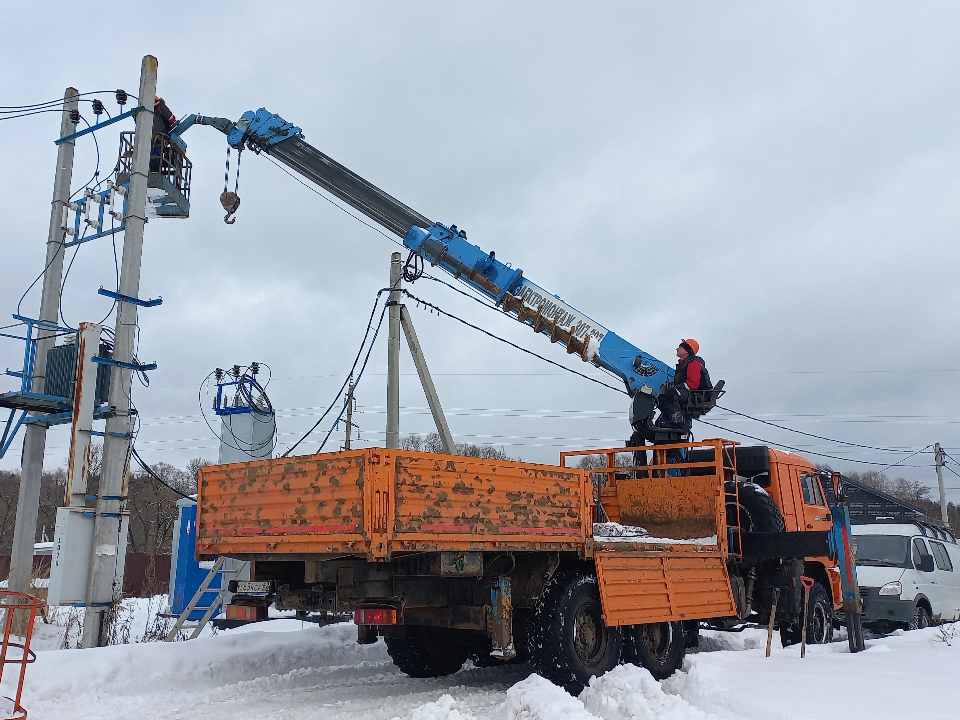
xmin=7 ymin=609 xmax=959 ymax=719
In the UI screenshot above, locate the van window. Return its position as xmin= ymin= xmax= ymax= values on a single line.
xmin=930 ymin=541 xmax=954 ymax=571
xmin=853 ymin=535 xmax=911 ymax=568
xmin=912 ymin=538 xmax=930 ymax=568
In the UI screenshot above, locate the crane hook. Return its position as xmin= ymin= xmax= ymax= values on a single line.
xmin=220 ymin=191 xmax=240 ymax=224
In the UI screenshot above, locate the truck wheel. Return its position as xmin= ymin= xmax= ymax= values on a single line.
xmin=385 ymin=626 xmax=470 ymax=678
xmin=908 ymin=605 xmax=930 ymax=631
xmin=623 ymin=621 xmax=686 ymax=680
xmin=725 ymin=481 xmax=785 ymax=533
xmin=528 ymin=569 xmax=622 ymax=695
xmin=780 ymin=582 xmax=833 ymax=646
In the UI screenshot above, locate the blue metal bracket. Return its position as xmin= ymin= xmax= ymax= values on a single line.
xmin=92 ymin=357 xmax=157 ymax=372
xmin=64 ymin=223 xmax=125 ymax=248
xmin=0 ymin=410 xmax=27 ymax=459
xmin=55 ymin=107 xmax=143 ymax=145
xmin=97 ymin=287 xmax=162 ymax=307
xmin=4 ymin=370 xmax=24 ymax=378
xmin=24 ymin=411 xmax=71 ymax=426
xmin=90 ymin=430 xmax=132 ymax=438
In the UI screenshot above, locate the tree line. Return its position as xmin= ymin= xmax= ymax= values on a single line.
xmin=0 ymin=444 xmax=212 ymax=556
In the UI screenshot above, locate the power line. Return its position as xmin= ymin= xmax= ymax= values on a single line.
xmin=280 ymin=289 xmax=390 ymax=457
xmin=696 ymin=419 xmax=933 ymax=467
xmin=715 ymin=405 xmax=924 ymax=454
xmin=262 ymin=154 xmax=406 ymax=250
xmin=402 ymin=289 xmax=626 ymax=395
xmin=130 ymin=445 xmax=193 ymax=499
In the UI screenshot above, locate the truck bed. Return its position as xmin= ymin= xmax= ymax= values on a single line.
xmin=198 ymin=442 xmax=738 ymax=627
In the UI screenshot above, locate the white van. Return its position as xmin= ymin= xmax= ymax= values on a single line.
xmin=853 ymin=522 xmax=960 ymax=629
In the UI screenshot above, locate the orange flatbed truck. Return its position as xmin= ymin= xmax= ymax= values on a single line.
xmin=198 ymin=437 xmax=840 ymax=693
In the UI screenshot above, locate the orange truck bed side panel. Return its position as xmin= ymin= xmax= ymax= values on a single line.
xmin=197 ymin=449 xmax=590 ymax=558
xmin=595 ymin=548 xmax=737 ymax=625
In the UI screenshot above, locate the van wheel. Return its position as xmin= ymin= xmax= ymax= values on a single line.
xmin=780 ymin=582 xmax=834 ymax=646
xmin=725 ymin=481 xmax=785 ymax=533
xmin=908 ymin=605 xmax=930 ymax=631
xmin=623 ymin=621 xmax=686 ymax=680
xmin=385 ymin=626 xmax=470 ymax=678
xmin=528 ymin=568 xmax=622 ymax=695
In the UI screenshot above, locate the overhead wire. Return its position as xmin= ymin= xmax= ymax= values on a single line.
xmin=0 ymin=90 xmax=118 ymax=112
xmin=697 ymin=418 xmax=933 ymax=467
xmin=279 ymin=288 xmax=390 ymax=457
xmin=130 ymin=445 xmax=193 ymax=499
xmin=401 ymin=289 xmax=627 ymax=395
xmin=715 ymin=405 xmax=923 ymax=454
xmin=262 ymin=154 xmax=406 ymax=250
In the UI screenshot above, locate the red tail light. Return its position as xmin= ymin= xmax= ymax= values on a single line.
xmin=354 ymin=608 xmax=397 ymax=625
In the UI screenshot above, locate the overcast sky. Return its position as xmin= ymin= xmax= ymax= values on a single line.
xmin=2 ymin=2 xmax=958 ymax=498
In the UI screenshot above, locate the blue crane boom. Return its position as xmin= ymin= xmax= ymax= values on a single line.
xmin=172 ymin=109 xmax=675 ymax=401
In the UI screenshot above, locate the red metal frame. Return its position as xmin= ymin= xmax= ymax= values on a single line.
xmin=0 ymin=591 xmax=44 ymax=720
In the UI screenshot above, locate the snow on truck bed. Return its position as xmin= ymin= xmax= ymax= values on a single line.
xmin=594 ymin=522 xmax=718 ymax=546
xmin=10 ymin=612 xmax=960 ymax=719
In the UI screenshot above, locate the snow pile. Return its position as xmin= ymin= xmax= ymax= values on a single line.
xmin=593 ymin=523 xmax=717 ymax=546
xmin=398 ymin=694 xmax=477 ymax=720
xmin=579 ymin=664 xmax=721 ymax=720
xmin=504 ymin=674 xmax=596 ymax=720
xmin=593 ymin=522 xmax=649 ymax=538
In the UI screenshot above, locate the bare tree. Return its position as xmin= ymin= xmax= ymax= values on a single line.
xmin=400 ymin=432 xmax=515 ymax=460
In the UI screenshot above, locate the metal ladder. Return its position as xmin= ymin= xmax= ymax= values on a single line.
xmin=164 ymin=558 xmax=248 ymax=641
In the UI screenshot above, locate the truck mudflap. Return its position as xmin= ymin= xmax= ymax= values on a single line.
xmin=594 ymin=548 xmax=737 ymax=625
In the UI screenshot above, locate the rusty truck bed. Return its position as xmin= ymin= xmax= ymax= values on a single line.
xmin=197 ymin=440 xmax=737 ymax=625
xmin=197 ymin=449 xmax=592 ymax=559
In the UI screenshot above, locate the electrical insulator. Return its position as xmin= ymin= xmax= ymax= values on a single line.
xmin=250 ymin=362 xmax=259 ymax=375
xmin=215 ymin=368 xmax=223 ymax=381
xmin=232 ymin=365 xmax=241 ymax=378
xmin=69 ymin=109 xmax=80 ymax=124
xmin=92 ymin=99 xmax=104 ymax=116
xmin=115 ymin=89 xmax=127 ymax=106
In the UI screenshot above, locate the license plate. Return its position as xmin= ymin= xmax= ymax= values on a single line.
xmin=236 ymin=581 xmax=272 ymax=593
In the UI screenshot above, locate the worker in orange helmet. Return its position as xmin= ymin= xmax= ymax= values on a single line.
xmin=656 ymin=338 xmax=713 ymax=427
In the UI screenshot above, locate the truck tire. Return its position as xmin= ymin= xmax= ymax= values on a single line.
xmin=528 ymin=568 xmax=622 ymax=695
xmin=623 ymin=621 xmax=686 ymax=680
xmin=385 ymin=626 xmax=470 ymax=678
xmin=908 ymin=604 xmax=930 ymax=631
xmin=725 ymin=481 xmax=785 ymax=533
xmin=780 ymin=582 xmax=833 ymax=646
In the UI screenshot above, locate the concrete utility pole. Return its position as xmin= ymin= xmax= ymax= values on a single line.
xmin=82 ymin=56 xmax=157 ymax=648
xmin=400 ymin=306 xmax=455 ymax=454
xmin=935 ymin=442 xmax=948 ymax=525
xmin=344 ymin=381 xmax=354 ymax=450
xmin=9 ymin=88 xmax=79 ymax=596
xmin=386 ymin=253 xmax=402 ymax=449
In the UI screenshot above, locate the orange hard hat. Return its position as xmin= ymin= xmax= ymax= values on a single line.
xmin=680 ymin=338 xmax=699 ymax=355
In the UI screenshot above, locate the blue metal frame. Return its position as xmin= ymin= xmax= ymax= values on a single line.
xmin=214 ymin=377 xmax=263 ymax=416
xmin=0 ymin=410 xmax=27 ymax=458
xmin=54 ymin=106 xmax=144 ymax=145
xmin=63 ymin=186 xmax=128 ymax=248
xmin=92 ymin=356 xmax=157 ymax=372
